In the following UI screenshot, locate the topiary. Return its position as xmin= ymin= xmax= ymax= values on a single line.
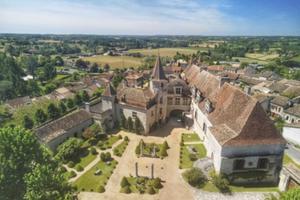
xmin=97 ymin=185 xmax=105 ymax=193
xmin=69 ymin=170 xmax=76 ymax=178
xmin=183 ymin=168 xmax=207 ymax=188
xmin=120 ymin=177 xmax=130 ymax=187
xmin=118 ymin=135 xmax=122 ymax=139
xmin=75 ymin=165 xmax=84 ymax=172
xmin=153 ymin=178 xmax=163 ymax=189
xmin=147 ymin=186 xmax=155 ymax=195
xmin=90 ymin=147 xmax=97 ymax=155
xmin=67 ymin=161 xmax=75 ymax=168
xmin=124 ymin=136 xmax=129 ymax=142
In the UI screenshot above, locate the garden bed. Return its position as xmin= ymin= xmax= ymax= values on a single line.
xmin=120 ymin=176 xmax=163 ymax=194
xmin=113 ymin=137 xmax=129 ymax=157
xmin=179 ymin=143 xmax=206 ymax=169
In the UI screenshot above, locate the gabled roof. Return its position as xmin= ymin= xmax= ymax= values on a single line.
xmin=271 ymin=96 xmax=290 ymax=107
xmin=284 ymin=104 xmax=300 ymax=117
xmin=151 ymin=56 xmax=166 ymax=80
xmin=103 ymin=84 xmax=116 ymax=97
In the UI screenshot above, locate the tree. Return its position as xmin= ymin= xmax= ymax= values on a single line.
xmin=103 ymin=63 xmax=110 ymax=72
xmin=0 ymin=127 xmax=45 ymax=200
xmin=23 ymin=115 xmax=34 ymax=129
xmin=159 ymin=145 xmax=168 ymax=157
xmin=127 ymin=117 xmax=133 ymax=131
xmin=66 ymin=98 xmax=74 ymax=109
xmin=24 ymin=163 xmax=73 ymax=200
xmin=75 ymin=59 xmax=88 ymax=69
xmin=134 ymin=117 xmax=144 ymax=134
xmin=120 ymin=177 xmax=130 ymax=188
xmin=183 ymin=168 xmax=207 ymax=188
xmin=163 ymin=141 xmax=169 ymax=149
xmin=74 ymin=93 xmax=82 ymax=106
xmin=55 ymin=138 xmax=82 ymax=161
xmin=90 ymin=63 xmax=99 ymax=73
xmin=120 ymin=113 xmax=127 ymax=129
xmin=59 ymin=101 xmax=67 ymax=114
xmin=43 ymin=63 xmax=56 ymax=80
xmin=35 ymin=108 xmax=47 ymax=124
xmin=81 ymin=90 xmax=90 ymax=102
xmin=54 ymin=56 xmax=64 ymax=66
xmin=47 ymin=103 xmax=60 ymax=119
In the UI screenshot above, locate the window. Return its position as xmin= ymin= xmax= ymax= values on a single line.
xmin=233 ymin=159 xmax=245 ymax=170
xmin=132 ymin=112 xmax=137 ymax=118
xmin=257 ymin=158 xmax=268 ymax=169
xmin=183 ymin=98 xmax=189 ymax=105
xmin=175 ymin=87 xmax=182 ymax=95
xmin=175 ymin=97 xmax=180 ymax=105
xmin=167 ymin=97 xmax=173 ymax=105
xmin=159 ymin=108 xmax=162 ymax=115
xmin=203 ymin=122 xmax=207 ymax=134
xmin=160 ymin=97 xmax=163 ymax=104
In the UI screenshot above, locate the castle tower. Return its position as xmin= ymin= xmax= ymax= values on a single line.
xmin=102 ymin=83 xmax=117 ymax=122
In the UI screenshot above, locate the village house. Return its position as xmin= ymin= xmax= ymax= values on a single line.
xmin=124 ymin=72 xmax=144 ymax=88
xmin=283 ymin=104 xmax=300 ymax=124
xmin=183 ymin=64 xmax=285 ymax=184
xmin=270 ymin=96 xmax=291 ymax=118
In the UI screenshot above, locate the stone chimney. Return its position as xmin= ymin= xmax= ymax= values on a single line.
xmin=85 ymin=102 xmax=90 ymax=112
xmin=244 ymin=86 xmax=251 ymax=95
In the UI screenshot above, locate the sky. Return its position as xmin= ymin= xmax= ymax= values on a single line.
xmin=0 ymin=0 xmax=299 ymax=35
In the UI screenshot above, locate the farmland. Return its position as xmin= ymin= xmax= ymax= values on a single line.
xmin=83 ymin=55 xmax=142 ymax=68
xmin=128 ymin=47 xmax=198 ymax=57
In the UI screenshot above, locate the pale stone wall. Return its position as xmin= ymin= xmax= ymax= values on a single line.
xmin=283 ymin=112 xmax=300 ymax=124
xmin=270 ymin=103 xmax=284 ymax=118
xmin=282 ymin=126 xmax=300 ymax=145
xmin=46 ymin=118 xmax=93 ymax=151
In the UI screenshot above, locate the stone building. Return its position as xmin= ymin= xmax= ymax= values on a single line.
xmin=184 ymin=64 xmax=286 ymax=185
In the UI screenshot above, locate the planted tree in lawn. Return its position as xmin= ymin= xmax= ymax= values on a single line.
xmin=35 ymin=108 xmax=47 ymax=124
xmin=23 ymin=115 xmax=34 ymax=129
xmin=81 ymin=90 xmax=90 ymax=102
xmin=183 ymin=168 xmax=207 ymax=188
xmin=134 ymin=117 xmax=144 ymax=134
xmin=55 ymin=138 xmax=82 ymax=162
xmin=59 ymin=101 xmax=67 ymax=114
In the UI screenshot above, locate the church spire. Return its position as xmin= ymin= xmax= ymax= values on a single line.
xmin=151 ymin=55 xmax=166 ymax=80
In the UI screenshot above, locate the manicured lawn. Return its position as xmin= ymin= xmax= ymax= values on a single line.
xmin=128 ymin=48 xmax=198 ymax=57
xmin=182 ymin=133 xmax=201 ymax=143
xmin=232 ymin=56 xmax=269 ymax=64
xmin=98 ymin=135 xmax=121 ymax=150
xmin=113 ymin=139 xmax=129 ymax=157
xmin=83 ymin=55 xmax=142 ymax=68
xmin=136 ymin=141 xmax=169 ymax=158
xmin=73 ymin=159 xmax=118 ymax=192
xmin=283 ymin=154 xmax=300 ymax=169
xmin=77 ymin=151 xmax=97 ymax=168
xmin=121 ymin=177 xmax=163 ymax=194
xmin=54 ymin=74 xmax=70 ymax=80
xmin=179 ymin=143 xmax=207 ymax=169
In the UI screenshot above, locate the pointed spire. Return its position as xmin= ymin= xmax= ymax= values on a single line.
xmin=151 ymin=55 xmax=166 ymax=80
xmin=103 ymin=83 xmax=116 ymax=97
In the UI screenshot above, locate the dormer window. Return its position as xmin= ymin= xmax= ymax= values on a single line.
xmin=205 ymin=99 xmax=213 ymax=113
xmin=195 ymin=91 xmax=203 ymax=102
xmin=175 ymin=87 xmax=182 ymax=95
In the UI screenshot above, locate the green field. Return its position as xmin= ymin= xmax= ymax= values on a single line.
xmin=233 ymin=56 xmax=269 ymax=64
xmin=179 ymin=143 xmax=207 ymax=169
xmin=182 ymin=133 xmax=201 ymax=143
xmin=83 ymin=55 xmax=142 ymax=68
xmin=245 ymin=53 xmax=279 ymax=61
xmin=128 ymin=47 xmax=198 ymax=57
xmin=291 ymin=54 xmax=300 ymax=62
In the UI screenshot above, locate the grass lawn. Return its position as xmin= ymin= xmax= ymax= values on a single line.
xmin=113 ymin=139 xmax=129 ymax=157
xmin=73 ymin=159 xmax=117 ymax=192
xmin=136 ymin=141 xmax=168 ymax=158
xmin=202 ymin=182 xmax=278 ymax=193
xmin=233 ymin=57 xmax=269 ymax=64
xmin=291 ymin=54 xmax=300 ymax=62
xmin=245 ymin=53 xmax=279 ymax=61
xmin=83 ymin=55 xmax=142 ymax=69
xmin=76 ymin=151 xmax=97 ymax=168
xmin=5 ymin=98 xmax=59 ymax=127
xmin=128 ymin=47 xmax=198 ymax=57
xmin=182 ymin=133 xmax=201 ymax=143
xmin=54 ymin=74 xmax=70 ymax=81
xmin=283 ymin=154 xmax=300 ymax=169
xmin=179 ymin=143 xmax=207 ymax=169
xmin=98 ymin=135 xmax=121 ymax=150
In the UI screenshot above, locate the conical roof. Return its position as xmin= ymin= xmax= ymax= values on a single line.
xmin=103 ymin=83 xmax=116 ymax=97
xmin=151 ymin=55 xmax=166 ymax=80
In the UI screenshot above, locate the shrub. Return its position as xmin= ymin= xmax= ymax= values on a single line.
xmin=97 ymin=185 xmax=105 ymax=193
xmin=159 ymin=146 xmax=168 ymax=157
xmin=183 ymin=168 xmax=207 ymax=188
xmin=211 ymin=172 xmax=230 ymax=193
xmin=100 ymin=152 xmax=112 ymax=162
xmin=67 ymin=161 xmax=75 ymax=168
xmin=135 ymin=145 xmax=141 ymax=155
xmin=147 ymin=186 xmax=155 ymax=195
xmin=124 ymin=136 xmax=129 ymax=142
xmin=189 ymin=153 xmax=197 ymax=161
xmin=180 ymin=141 xmax=184 ymax=146
xmin=69 ymin=170 xmax=76 ymax=178
xmin=153 ymin=178 xmax=163 ymax=189
xmin=113 ymin=148 xmax=120 ymax=156
xmin=120 ymin=177 xmax=130 ymax=187
xmin=118 ymin=135 xmax=122 ymax=139
xmin=75 ymin=165 xmax=84 ymax=172
xmin=163 ymin=141 xmax=169 ymax=149
xmin=60 ymin=166 xmax=67 ymax=173
xmin=90 ymin=147 xmax=97 ymax=155
xmin=121 ymin=186 xmax=131 ymax=194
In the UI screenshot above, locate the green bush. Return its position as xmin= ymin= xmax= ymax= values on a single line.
xmin=189 ymin=153 xmax=197 ymax=161
xmin=90 ymin=147 xmax=97 ymax=155
xmin=163 ymin=141 xmax=169 ymax=149
xmin=69 ymin=170 xmax=76 ymax=178
xmin=100 ymin=152 xmax=112 ymax=162
xmin=60 ymin=166 xmax=67 ymax=173
xmin=120 ymin=177 xmax=130 ymax=187
xmin=97 ymin=185 xmax=105 ymax=193
xmin=124 ymin=136 xmax=129 ymax=142
xmin=159 ymin=146 xmax=168 ymax=157
xmin=147 ymin=186 xmax=155 ymax=195
xmin=211 ymin=172 xmax=230 ymax=193
xmin=120 ymin=186 xmax=131 ymax=194
xmin=67 ymin=161 xmax=75 ymax=168
xmin=153 ymin=178 xmax=163 ymax=189
xmin=118 ymin=135 xmax=122 ymax=139
xmin=135 ymin=145 xmax=141 ymax=155
xmin=183 ymin=168 xmax=207 ymax=188
xmin=75 ymin=165 xmax=84 ymax=172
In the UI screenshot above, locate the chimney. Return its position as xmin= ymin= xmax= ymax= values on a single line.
xmin=244 ymin=86 xmax=251 ymax=95
xmin=85 ymin=102 xmax=90 ymax=112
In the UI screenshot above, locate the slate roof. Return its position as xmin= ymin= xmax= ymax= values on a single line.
xmin=268 ymin=82 xmax=289 ymax=93
xmin=151 ymin=56 xmax=167 ymax=80
xmin=271 ymin=96 xmax=290 ymax=107
xmin=284 ymin=104 xmax=300 ymax=117
xmin=35 ymin=110 xmax=92 ymax=143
